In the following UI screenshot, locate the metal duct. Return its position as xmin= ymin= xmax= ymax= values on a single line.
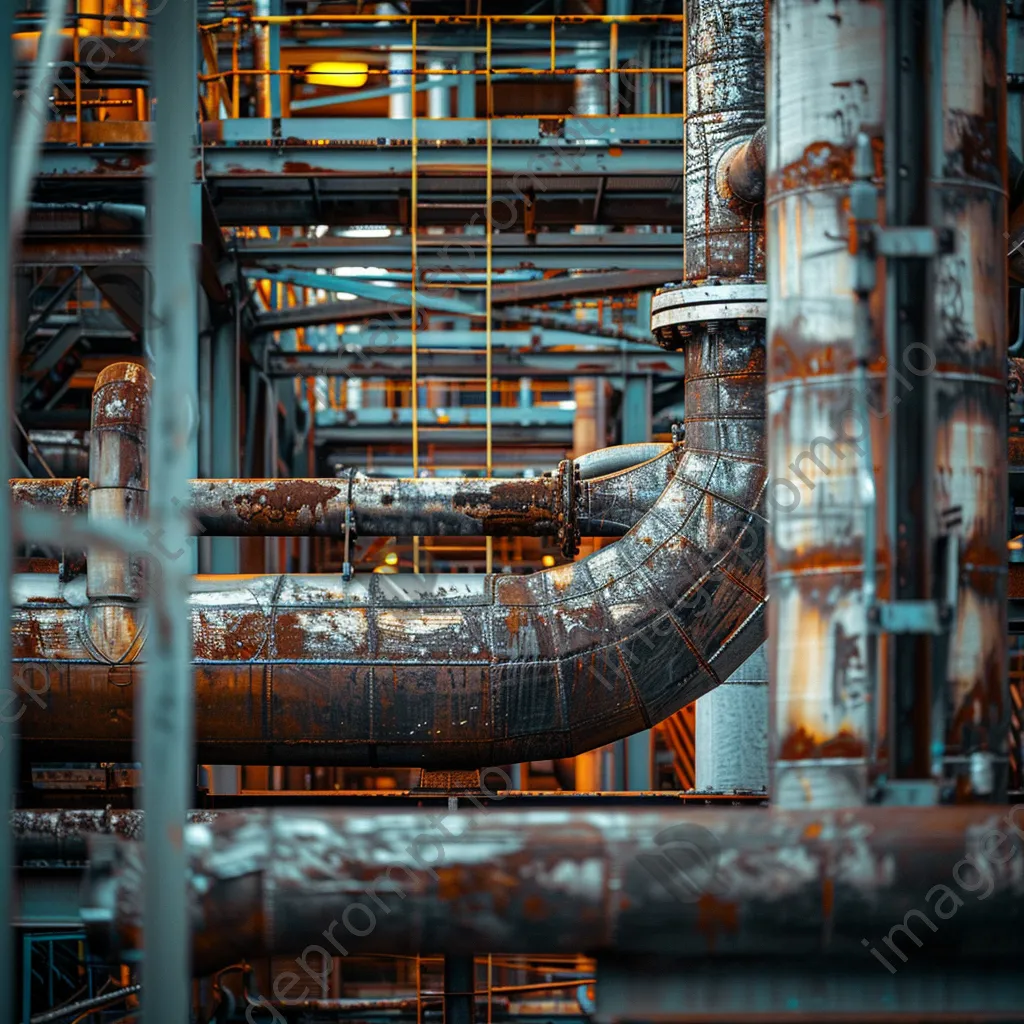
xmin=8 ymin=443 xmax=679 ymax=540
xmin=12 ymin=326 xmax=765 ymax=768
xmin=72 ymin=805 xmax=1024 ymax=973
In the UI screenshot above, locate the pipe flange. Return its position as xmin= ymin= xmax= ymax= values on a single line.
xmin=650 ymin=278 xmax=767 ymax=350
xmin=556 ymin=459 xmax=581 ymax=559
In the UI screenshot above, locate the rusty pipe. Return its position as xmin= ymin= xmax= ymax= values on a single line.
xmin=10 ymin=476 xmax=90 ymax=513
xmin=8 ymin=444 xmax=679 ymax=539
xmin=12 ymin=325 xmax=765 ymax=768
xmin=71 ymin=805 xmax=1024 ymax=974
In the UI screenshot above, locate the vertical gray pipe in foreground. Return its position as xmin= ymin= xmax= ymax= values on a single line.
xmin=146 ymin=0 xmax=199 ymax=1019
xmin=695 ymin=644 xmax=768 ymax=792
xmin=0 ymin=8 xmax=14 ymax=1006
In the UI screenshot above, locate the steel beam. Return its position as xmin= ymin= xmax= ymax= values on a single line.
xmin=315 ymin=405 xmax=575 ymax=429
xmin=267 ymin=346 xmax=687 ymax=379
xmin=145 ymin=0 xmax=198 ymax=1017
xmin=237 ymin=233 xmax=683 ymax=272
xmin=203 ymin=116 xmax=683 ymax=145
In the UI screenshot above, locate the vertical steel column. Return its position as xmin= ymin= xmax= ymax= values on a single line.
xmin=443 ymin=956 xmax=474 ymax=1024
xmin=0 ymin=6 xmax=14 ymax=1005
xmin=456 ymin=52 xmax=475 ymax=118
xmin=210 ymin=318 xmax=239 ymax=574
xmin=885 ymin=0 xmax=934 ymax=786
xmin=145 ymin=0 xmax=199 ymax=1018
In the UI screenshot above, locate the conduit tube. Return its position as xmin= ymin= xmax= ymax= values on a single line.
xmin=12 ymin=326 xmax=766 ymax=768
xmin=76 ymin=805 xmax=1024 ymax=974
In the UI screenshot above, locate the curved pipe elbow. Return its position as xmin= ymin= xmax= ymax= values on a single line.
xmin=13 ymin=329 xmax=765 ymax=768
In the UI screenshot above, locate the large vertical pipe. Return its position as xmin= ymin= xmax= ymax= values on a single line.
xmin=766 ymin=0 xmax=1008 ymax=807
xmin=147 ymin=0 xmax=199 ymax=1018
xmin=766 ymin=0 xmax=889 ymax=809
xmin=926 ymin=0 xmax=1007 ymax=799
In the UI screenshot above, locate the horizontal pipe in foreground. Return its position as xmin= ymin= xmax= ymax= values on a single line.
xmin=72 ymin=805 xmax=1024 ymax=974
xmin=8 ymin=443 xmax=677 ymax=538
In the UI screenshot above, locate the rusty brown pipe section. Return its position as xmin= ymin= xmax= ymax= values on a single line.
xmin=9 ymin=445 xmax=677 ymax=540
xmin=12 ymin=326 xmax=765 ymax=768
xmin=87 ymin=361 xmax=151 ymax=601
xmin=70 ymin=805 xmax=1024 ymax=973
xmin=10 ymin=476 xmax=90 ymax=513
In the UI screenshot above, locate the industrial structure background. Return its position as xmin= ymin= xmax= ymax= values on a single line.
xmin=4 ymin=0 xmax=1024 ymax=1021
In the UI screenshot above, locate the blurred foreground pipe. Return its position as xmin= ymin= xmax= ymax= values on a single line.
xmin=74 ymin=806 xmax=1024 ymax=974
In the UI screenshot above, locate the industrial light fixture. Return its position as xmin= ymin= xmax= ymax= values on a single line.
xmin=384 ymin=551 xmax=399 ymax=566
xmin=541 ymin=554 xmax=556 ymax=568
xmin=305 ymin=62 xmax=369 ymax=88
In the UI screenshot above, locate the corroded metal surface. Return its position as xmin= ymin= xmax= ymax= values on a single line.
xmin=766 ymin=0 xmax=890 ymax=807
xmin=8 ymin=444 xmax=679 ymax=539
xmin=684 ymin=0 xmax=766 ymax=282
xmin=12 ymin=328 xmax=765 ymax=767
xmin=9 ymin=477 xmax=90 ymax=513
xmin=77 ymin=806 xmax=1024 ymax=973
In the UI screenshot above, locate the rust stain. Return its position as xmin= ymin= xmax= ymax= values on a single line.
xmin=822 ymin=876 xmax=835 ymax=919
xmin=779 ymin=725 xmax=866 ymax=761
xmin=232 ymin=480 xmax=341 ymax=527
xmin=696 ymin=892 xmax=739 ymax=952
